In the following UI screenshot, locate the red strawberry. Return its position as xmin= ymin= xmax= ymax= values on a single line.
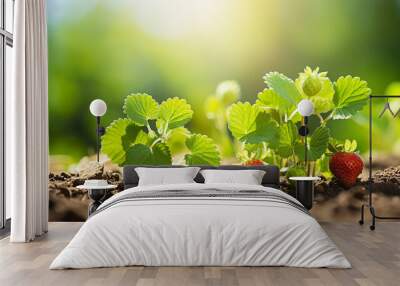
xmin=243 ymin=159 xmax=264 ymax=166
xmin=329 ymin=152 xmax=364 ymax=189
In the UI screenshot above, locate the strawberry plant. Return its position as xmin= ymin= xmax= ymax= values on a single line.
xmin=226 ymin=66 xmax=371 ymax=176
xmin=101 ymin=66 xmax=371 ymax=181
xmin=101 ymin=94 xmax=221 ymax=166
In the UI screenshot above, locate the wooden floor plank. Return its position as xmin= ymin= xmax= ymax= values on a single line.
xmin=0 ymin=222 xmax=399 ymax=286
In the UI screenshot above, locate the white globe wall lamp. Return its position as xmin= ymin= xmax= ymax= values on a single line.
xmin=89 ymin=99 xmax=107 ymax=162
xmin=297 ymin=99 xmax=314 ymax=164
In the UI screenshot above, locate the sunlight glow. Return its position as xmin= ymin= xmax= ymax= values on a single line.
xmin=128 ymin=0 xmax=225 ymax=39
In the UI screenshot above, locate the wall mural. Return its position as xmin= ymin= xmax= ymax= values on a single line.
xmin=102 ymin=67 xmax=370 ymax=181
xmin=48 ymin=0 xmax=400 ymax=222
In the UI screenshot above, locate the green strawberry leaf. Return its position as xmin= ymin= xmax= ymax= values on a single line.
xmin=294 ymin=142 xmax=306 ymax=161
xmin=256 ymin=88 xmax=292 ymax=111
xmin=263 ymin=72 xmax=302 ymax=105
xmin=276 ymin=121 xmax=298 ymax=157
xmin=332 ymin=76 xmax=371 ymax=119
xmin=157 ymin=97 xmax=193 ymax=132
xmin=125 ymin=143 xmax=172 ymax=165
xmin=184 ymin=134 xmax=221 ymax=166
xmin=125 ymin=144 xmax=153 ymax=165
xmin=228 ymin=102 xmax=258 ymax=141
xmin=243 ymin=113 xmax=280 ymax=144
xmin=134 ymin=130 xmax=152 ymax=145
xmin=101 ymin=118 xmax=145 ymax=165
xmin=123 ymin=93 xmax=159 ymax=126
xmin=309 ymin=126 xmax=330 ymax=160
xmin=151 ymin=143 xmax=173 ymax=165
xmin=165 ymin=127 xmax=191 ymax=155
xmin=332 ymin=100 xmax=366 ymax=120
xmin=227 ymin=102 xmax=279 ymax=145
xmin=294 ymin=126 xmax=330 ymax=161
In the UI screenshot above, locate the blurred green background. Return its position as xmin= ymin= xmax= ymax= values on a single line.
xmin=47 ymin=0 xmax=400 ymax=168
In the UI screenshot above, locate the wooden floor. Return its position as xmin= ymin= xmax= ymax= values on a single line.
xmin=0 ymin=222 xmax=399 ymax=286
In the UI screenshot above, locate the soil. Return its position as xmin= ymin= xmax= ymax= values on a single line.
xmin=49 ymin=161 xmax=123 ymax=221
xmin=49 ymin=161 xmax=400 ymax=222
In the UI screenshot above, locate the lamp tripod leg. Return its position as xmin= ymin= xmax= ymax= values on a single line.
xmin=359 ymin=204 xmax=365 ymax=225
xmin=370 ymin=206 xmax=376 ymax=231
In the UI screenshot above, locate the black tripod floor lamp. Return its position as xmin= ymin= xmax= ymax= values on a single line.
xmin=89 ymin=99 xmax=107 ymax=163
xmin=359 ymin=94 xmax=400 ymax=230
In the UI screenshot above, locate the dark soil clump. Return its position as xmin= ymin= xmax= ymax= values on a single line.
xmin=49 ymin=162 xmax=123 ymax=221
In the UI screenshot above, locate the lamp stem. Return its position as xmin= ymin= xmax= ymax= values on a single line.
xmin=304 ymin=116 xmax=308 ymax=171
xmin=96 ymin=116 xmax=100 ymax=163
